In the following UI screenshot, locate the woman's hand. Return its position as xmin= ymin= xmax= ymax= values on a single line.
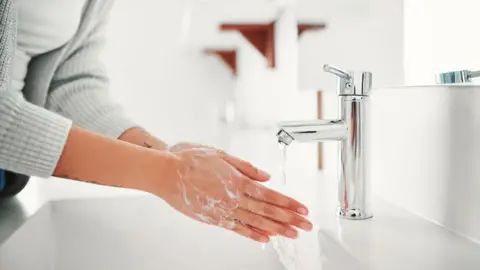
xmin=169 ymin=142 xmax=271 ymax=181
xmin=157 ymin=144 xmax=313 ymax=243
xmin=55 ymin=127 xmax=311 ymax=243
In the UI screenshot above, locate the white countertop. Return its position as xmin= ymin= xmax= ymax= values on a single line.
xmin=1 ymin=127 xmax=480 ymax=269
xmin=307 ymin=176 xmax=480 ymax=270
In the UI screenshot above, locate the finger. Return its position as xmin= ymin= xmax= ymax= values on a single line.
xmin=220 ymin=154 xmax=270 ymax=182
xmin=240 ymin=196 xmax=313 ymax=232
xmin=243 ymin=182 xmax=309 ymax=216
xmin=228 ymin=221 xmax=270 ymax=243
xmin=250 ymin=226 xmax=277 ymax=236
xmin=169 ymin=143 xmax=214 ymax=152
xmin=233 ymin=208 xmax=298 ymax=239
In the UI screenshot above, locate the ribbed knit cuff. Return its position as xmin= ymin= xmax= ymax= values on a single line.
xmin=0 ymin=93 xmax=72 ymax=178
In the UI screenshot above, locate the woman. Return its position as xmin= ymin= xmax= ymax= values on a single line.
xmin=0 ymin=0 xmax=313 ymax=243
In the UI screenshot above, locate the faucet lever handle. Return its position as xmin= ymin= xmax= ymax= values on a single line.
xmin=324 ymin=64 xmax=372 ymax=96
xmin=323 ymin=65 xmax=351 ymax=80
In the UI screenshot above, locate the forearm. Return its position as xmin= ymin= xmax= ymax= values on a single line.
xmin=54 ymin=126 xmax=177 ymax=192
xmin=118 ymin=127 xmax=169 ymax=151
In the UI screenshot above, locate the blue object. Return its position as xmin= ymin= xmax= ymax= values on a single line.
xmin=0 ymin=169 xmax=6 ymax=192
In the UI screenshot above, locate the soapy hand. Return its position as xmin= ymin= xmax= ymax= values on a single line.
xmin=161 ymin=143 xmax=313 ymax=243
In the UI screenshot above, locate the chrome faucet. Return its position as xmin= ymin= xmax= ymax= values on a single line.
xmin=436 ymin=69 xmax=480 ymax=84
xmin=276 ymin=65 xmax=373 ymax=220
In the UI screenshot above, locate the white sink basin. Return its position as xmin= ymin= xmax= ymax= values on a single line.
xmin=1 ymin=196 xmax=285 ymax=270
xmin=0 ymin=194 xmax=366 ymax=270
xmin=2 ymin=181 xmax=480 ymax=270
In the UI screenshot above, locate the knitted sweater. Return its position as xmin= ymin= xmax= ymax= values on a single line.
xmin=0 ymin=0 xmax=138 ymax=178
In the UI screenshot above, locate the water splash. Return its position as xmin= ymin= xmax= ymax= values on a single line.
xmin=272 ymin=236 xmax=299 ymax=270
xmin=271 ymin=142 xmax=299 ymax=270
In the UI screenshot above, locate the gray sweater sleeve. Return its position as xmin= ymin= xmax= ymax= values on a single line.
xmin=46 ymin=5 xmax=138 ymax=139
xmin=0 ymin=2 xmax=138 ymax=178
xmin=0 ymin=1 xmax=73 ymax=177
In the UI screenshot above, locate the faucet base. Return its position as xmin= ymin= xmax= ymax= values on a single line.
xmin=337 ymin=208 xmax=373 ymax=220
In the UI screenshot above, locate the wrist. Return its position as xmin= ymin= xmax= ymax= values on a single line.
xmin=118 ymin=127 xmax=169 ymax=151
xmin=132 ymin=150 xmax=184 ymax=197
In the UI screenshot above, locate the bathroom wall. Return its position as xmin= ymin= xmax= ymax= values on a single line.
xmin=371 ymin=85 xmax=480 ymax=245
xmin=231 ymin=4 xmax=317 ymax=127
xmin=372 ymin=0 xmax=480 ymax=243
xmin=298 ymin=0 xmax=405 ymax=92
xmin=299 ymin=0 xmax=405 ymax=179
xmin=102 ymin=0 xmax=234 ymax=145
xmin=404 ymin=0 xmax=480 ymax=85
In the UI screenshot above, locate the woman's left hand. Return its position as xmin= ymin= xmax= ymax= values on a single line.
xmin=168 ymin=142 xmax=312 ymax=239
xmin=119 ymin=131 xmax=313 ymax=241
xmin=169 ymin=143 xmax=270 ymax=182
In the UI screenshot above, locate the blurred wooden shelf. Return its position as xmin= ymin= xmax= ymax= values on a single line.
xmin=220 ymin=22 xmax=327 ymax=69
xmin=298 ymin=23 xmax=327 ymax=37
xmin=220 ymin=23 xmax=276 ymax=68
xmin=205 ymin=49 xmax=238 ymax=76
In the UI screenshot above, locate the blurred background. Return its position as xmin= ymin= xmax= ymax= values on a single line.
xmin=28 ymin=0 xmax=480 ymax=202
xmin=101 ymin=0 xmax=403 ymax=143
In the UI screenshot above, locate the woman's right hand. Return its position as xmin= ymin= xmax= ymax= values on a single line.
xmin=154 ymin=146 xmax=313 ymax=243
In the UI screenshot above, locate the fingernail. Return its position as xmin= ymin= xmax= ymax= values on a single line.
xmin=298 ymin=208 xmax=308 ymax=215
xmin=285 ymin=229 xmax=298 ymax=239
xmin=300 ymin=222 xmax=313 ymax=231
xmin=259 ymin=235 xmax=270 ymax=243
xmin=259 ymin=169 xmax=271 ymax=179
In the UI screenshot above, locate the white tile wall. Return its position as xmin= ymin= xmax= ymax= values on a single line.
xmin=404 ymin=0 xmax=480 ymax=85
xmin=371 ymin=85 xmax=480 ymax=243
xmin=374 ymin=0 xmax=480 ymax=243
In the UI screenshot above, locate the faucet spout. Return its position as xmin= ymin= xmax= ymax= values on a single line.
xmin=277 ymin=120 xmax=348 ymax=144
